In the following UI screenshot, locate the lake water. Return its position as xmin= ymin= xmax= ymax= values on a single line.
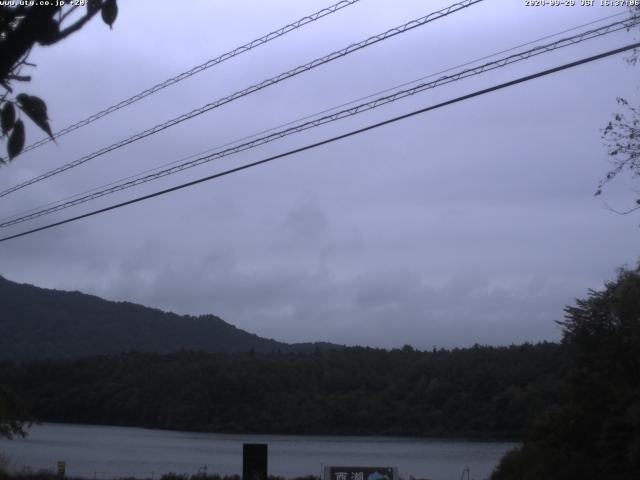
xmin=0 ymin=424 xmax=517 ymax=480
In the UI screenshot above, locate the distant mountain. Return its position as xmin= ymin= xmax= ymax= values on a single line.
xmin=0 ymin=275 xmax=335 ymax=361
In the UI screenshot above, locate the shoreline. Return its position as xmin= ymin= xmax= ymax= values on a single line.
xmin=1 ymin=422 xmax=518 ymax=480
xmin=14 ymin=421 xmax=521 ymax=443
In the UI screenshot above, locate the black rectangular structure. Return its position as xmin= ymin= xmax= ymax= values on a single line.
xmin=242 ymin=443 xmax=268 ymax=480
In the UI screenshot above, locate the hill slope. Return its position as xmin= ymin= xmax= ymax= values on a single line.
xmin=0 ymin=275 xmax=320 ymax=360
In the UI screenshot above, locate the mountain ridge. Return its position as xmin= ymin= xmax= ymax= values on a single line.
xmin=0 ymin=274 xmax=338 ymax=361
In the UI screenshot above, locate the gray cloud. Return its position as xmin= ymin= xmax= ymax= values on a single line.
xmin=0 ymin=0 xmax=638 ymax=349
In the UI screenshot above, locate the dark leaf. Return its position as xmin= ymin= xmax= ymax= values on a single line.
xmin=16 ymin=93 xmax=54 ymax=141
xmin=36 ymin=16 xmax=60 ymax=45
xmin=1 ymin=102 xmax=15 ymax=135
xmin=8 ymin=119 xmax=25 ymax=160
xmin=101 ymin=0 xmax=117 ymax=29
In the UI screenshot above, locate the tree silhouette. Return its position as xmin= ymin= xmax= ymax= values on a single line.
xmin=596 ymin=6 xmax=640 ymax=215
xmin=0 ymin=385 xmax=28 ymax=439
xmin=0 ymin=0 xmax=118 ymax=164
xmin=598 ymin=97 xmax=640 ymax=214
xmin=491 ymin=264 xmax=640 ymax=480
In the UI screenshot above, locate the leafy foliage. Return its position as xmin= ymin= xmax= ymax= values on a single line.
xmin=101 ymin=0 xmax=118 ymax=29
xmin=491 ymin=265 xmax=640 ymax=480
xmin=0 ymin=101 xmax=15 ymax=135
xmin=0 ymin=384 xmax=28 ymax=439
xmin=597 ymin=98 xmax=640 ymax=213
xmin=0 ymin=1 xmax=118 ymax=163
xmin=596 ymin=6 xmax=640 ymax=214
xmin=6 ymin=118 xmax=23 ymax=160
xmin=16 ymin=94 xmax=53 ymax=141
xmin=1 ymin=342 xmax=564 ymax=438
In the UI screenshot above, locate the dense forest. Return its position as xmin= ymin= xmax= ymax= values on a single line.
xmin=492 ymin=265 xmax=640 ymax=480
xmin=1 ymin=342 xmax=563 ymax=438
xmin=0 ymin=275 xmax=334 ymax=361
xmin=3 ymin=266 xmax=638 ymax=479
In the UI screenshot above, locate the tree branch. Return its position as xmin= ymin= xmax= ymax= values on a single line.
xmin=0 ymin=6 xmax=58 ymax=81
xmin=49 ymin=4 xmax=102 ymax=43
xmin=58 ymin=5 xmax=79 ymax=25
xmin=7 ymin=74 xmax=31 ymax=82
xmin=603 ymin=202 xmax=640 ymax=215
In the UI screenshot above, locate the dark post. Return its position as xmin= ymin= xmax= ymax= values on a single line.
xmin=242 ymin=443 xmax=268 ymax=480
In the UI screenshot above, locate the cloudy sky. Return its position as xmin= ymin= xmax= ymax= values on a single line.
xmin=1 ymin=0 xmax=639 ymax=349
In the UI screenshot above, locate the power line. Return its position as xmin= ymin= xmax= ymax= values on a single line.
xmin=2 ymin=15 xmax=637 ymax=228
xmin=0 ymin=0 xmax=484 ymax=199
xmin=19 ymin=0 xmax=362 ymax=154
xmin=6 ymin=10 xmax=626 ymax=229
xmin=1 ymin=41 xmax=637 ymax=244
xmin=33 ymin=2 xmax=623 ymax=226
xmin=4 ymin=9 xmax=624 ymax=226
xmin=10 ymin=11 xmax=622 ymax=228
xmin=2 ymin=15 xmax=635 ymax=226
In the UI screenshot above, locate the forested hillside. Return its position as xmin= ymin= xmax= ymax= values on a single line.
xmin=491 ymin=265 xmax=640 ymax=480
xmin=1 ymin=343 xmax=564 ymax=438
xmin=0 ymin=275 xmax=331 ymax=360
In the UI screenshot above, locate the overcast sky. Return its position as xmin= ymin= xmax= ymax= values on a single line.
xmin=1 ymin=0 xmax=639 ymax=349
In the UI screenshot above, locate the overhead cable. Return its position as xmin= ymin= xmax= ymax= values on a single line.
xmin=19 ymin=0 xmax=363 ymax=154
xmin=6 ymin=9 xmax=625 ymax=229
xmin=1 ymin=41 xmax=638 ymax=244
xmin=1 ymin=15 xmax=637 ymax=228
xmin=0 ymin=0 xmax=484 ymax=199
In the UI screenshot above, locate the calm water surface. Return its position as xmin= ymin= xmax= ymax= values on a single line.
xmin=0 ymin=424 xmax=517 ymax=480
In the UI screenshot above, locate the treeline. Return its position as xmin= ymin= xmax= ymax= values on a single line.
xmin=1 ymin=342 xmax=564 ymax=438
xmin=0 ymin=473 xmax=320 ymax=480
xmin=491 ymin=265 xmax=640 ymax=480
